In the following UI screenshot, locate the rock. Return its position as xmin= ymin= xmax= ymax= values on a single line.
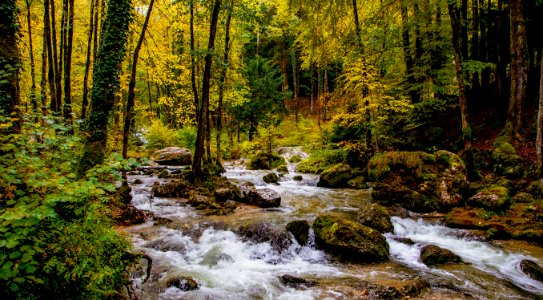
xmin=387 ymin=206 xmax=411 ymax=218
xmin=144 ymin=237 xmax=186 ymax=252
xmin=392 ymin=237 xmax=415 ymax=245
xmin=317 ymin=163 xmax=355 ymax=188
xmin=347 ymin=176 xmax=368 ymax=189
xmin=276 ymin=165 xmax=289 ymax=173
xmin=188 ymin=194 xmax=219 ymax=210
xmin=355 ymin=280 xmax=402 ymax=299
xmin=199 ymin=245 xmax=234 ymax=267
xmin=263 ymin=172 xmax=280 ymax=184
xmin=246 ymin=152 xmax=286 ymax=170
xmin=280 ymin=274 xmax=316 ymax=288
xmin=513 ymin=192 xmax=534 ymax=203
xmin=313 ymin=214 xmax=389 ymax=263
xmin=398 ymin=278 xmax=430 ymax=297
xmin=151 ymin=179 xmax=189 ymax=198
xmin=157 ymin=169 xmax=169 ymax=178
xmin=520 ymin=260 xmax=543 ymax=283
xmin=132 ymin=178 xmax=143 ymax=184
xmin=286 ymin=220 xmax=310 ymax=245
xmin=238 ymin=221 xmax=293 ymax=252
xmin=248 ymin=188 xmax=281 ymax=208
xmin=237 ymin=182 xmax=256 ymax=203
xmin=153 ymin=147 xmax=192 ymax=166
xmin=357 ymin=203 xmax=394 ymax=233
xmin=293 ymin=175 xmax=303 ymax=181
xmin=492 ymin=142 xmax=524 ymax=179
xmin=369 ymin=151 xmax=467 ymax=212
xmin=468 ymin=186 xmax=512 ymax=211
xmin=165 ymin=275 xmax=199 ymax=291
xmin=419 ymin=245 xmax=461 ymax=266
xmin=214 ymin=187 xmax=240 ymax=202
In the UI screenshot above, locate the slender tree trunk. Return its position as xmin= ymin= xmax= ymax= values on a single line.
xmin=506 ymin=0 xmax=528 ymax=139
xmin=400 ymin=0 xmax=419 ymax=103
xmin=51 ymin=0 xmax=62 ymax=113
xmin=291 ymin=49 xmax=299 ymax=125
xmin=192 ymin=0 xmax=222 ymax=177
xmin=461 ymin=0 xmax=469 ymax=59
xmin=25 ymin=0 xmax=38 ymax=115
xmin=310 ymin=65 xmax=314 ymax=113
xmin=280 ymin=38 xmax=289 ymax=92
xmin=40 ymin=23 xmax=48 ymax=115
xmin=470 ymin=0 xmax=480 ymax=102
xmin=0 ymin=0 xmax=21 ymax=132
xmin=536 ymin=52 xmax=543 ymax=189
xmin=78 ymin=0 xmax=132 ymax=176
xmin=44 ymin=0 xmax=57 ymax=112
xmin=216 ymin=0 xmax=233 ymax=166
xmin=82 ymin=0 xmax=96 ymax=120
xmin=63 ymin=0 xmax=74 ymax=130
xmin=352 ymin=0 xmax=364 ymax=54
xmin=93 ymin=0 xmax=100 ymax=62
xmin=122 ymin=0 xmax=155 ymax=185
xmin=448 ymin=0 xmax=475 ymax=180
xmin=190 ymin=0 xmax=199 ymax=121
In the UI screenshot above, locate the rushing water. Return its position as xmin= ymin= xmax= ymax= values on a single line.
xmin=125 ymin=149 xmax=543 ymax=299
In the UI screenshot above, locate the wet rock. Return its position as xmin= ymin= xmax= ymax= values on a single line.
xmin=237 ymin=182 xmax=256 ymax=203
xmin=238 ymin=221 xmax=293 ymax=253
xmin=386 ymin=206 xmax=411 ymax=218
xmin=151 ymin=179 xmax=189 ymax=198
xmin=347 ymin=176 xmax=368 ymax=189
xmin=188 ymin=194 xmax=220 ymax=210
xmin=200 ymin=245 xmax=234 ymax=267
xmin=157 ymin=169 xmax=169 ymax=178
xmin=419 ymin=245 xmax=461 ymax=266
xmin=392 ymin=237 xmax=415 ymax=245
xmin=520 ymin=259 xmax=543 ymax=283
xmin=165 ymin=275 xmax=199 ymax=291
xmin=246 ymin=152 xmax=286 ymax=170
xmin=313 ymin=214 xmax=389 ymax=263
xmin=468 ymin=186 xmax=512 ymax=211
xmin=132 ymin=178 xmax=143 ymax=185
xmin=513 ymin=192 xmax=534 ymax=203
xmin=214 ymin=187 xmax=240 ymax=202
xmin=153 ymin=147 xmax=192 ymax=166
xmin=263 ymin=172 xmax=280 ymax=184
xmin=248 ymin=188 xmax=281 ymax=208
xmin=369 ymin=151 xmax=467 ymax=212
xmin=356 ymin=280 xmax=402 ymax=299
xmin=398 ymin=278 xmax=430 ymax=297
xmin=276 ymin=165 xmax=289 ymax=174
xmin=280 ymin=274 xmax=316 ymax=288
xmin=153 ymin=216 xmax=173 ymax=227
xmin=144 ymin=237 xmax=186 ymax=253
xmin=317 ymin=163 xmax=355 ymax=188
xmin=293 ymin=175 xmax=303 ymax=181
xmin=357 ymin=203 xmax=394 ymax=233
xmin=492 ymin=142 xmax=524 ymax=179
xmin=286 ymin=220 xmax=310 ymax=245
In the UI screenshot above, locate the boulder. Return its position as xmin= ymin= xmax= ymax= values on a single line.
xmin=492 ymin=142 xmax=524 ymax=179
xmin=520 ymin=260 xmax=543 ymax=283
xmin=317 ymin=163 xmax=355 ymax=188
xmin=276 ymin=165 xmax=289 ymax=174
xmin=238 ymin=221 xmax=293 ymax=252
xmin=280 ymin=274 xmax=316 ymax=288
xmin=248 ymin=188 xmax=281 ymax=208
xmin=214 ymin=187 xmax=240 ymax=202
xmin=246 ymin=152 xmax=286 ymax=170
xmin=165 ymin=275 xmax=199 ymax=291
xmin=357 ymin=203 xmax=394 ymax=233
xmin=369 ymin=151 xmax=467 ymax=212
xmin=237 ymin=182 xmax=256 ymax=203
xmin=419 ymin=245 xmax=461 ymax=266
xmin=513 ymin=192 xmax=534 ymax=204
xmin=313 ymin=214 xmax=389 ymax=263
xmin=467 ymin=186 xmax=512 ymax=211
xmin=188 ymin=194 xmax=219 ymax=210
xmin=286 ymin=220 xmax=310 ymax=245
xmin=153 ymin=147 xmax=192 ymax=166
xmin=263 ymin=172 xmax=280 ymax=184
xmin=387 ymin=206 xmax=411 ymax=218
xmin=151 ymin=179 xmax=189 ymax=198
xmin=293 ymin=175 xmax=303 ymax=181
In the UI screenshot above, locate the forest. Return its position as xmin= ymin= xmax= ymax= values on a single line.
xmin=1 ymin=0 xmax=543 ymax=298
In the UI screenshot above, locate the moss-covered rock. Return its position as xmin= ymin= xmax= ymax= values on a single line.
xmin=151 ymin=179 xmax=189 ymax=198
xmin=357 ymin=203 xmax=394 ymax=233
xmin=368 ymin=151 xmax=467 ymax=212
xmin=419 ymin=245 xmax=461 ymax=266
xmin=214 ymin=187 xmax=240 ymax=202
xmin=263 ymin=172 xmax=280 ymax=184
xmin=492 ymin=142 xmax=524 ymax=178
xmin=313 ymin=214 xmax=389 ymax=263
xmin=467 ymin=186 xmax=512 ymax=211
xmin=276 ymin=165 xmax=289 ymax=173
xmin=238 ymin=221 xmax=293 ymax=252
xmin=286 ymin=220 xmax=310 ymax=245
xmin=520 ymin=260 xmax=543 ymax=283
xmin=347 ymin=176 xmax=368 ymax=189
xmin=513 ymin=192 xmax=534 ymax=203
xmin=164 ymin=275 xmax=199 ymax=291
xmin=317 ymin=163 xmax=355 ymax=188
xmin=293 ymin=175 xmax=303 ymax=181
xmin=247 ymin=152 xmax=286 ymax=170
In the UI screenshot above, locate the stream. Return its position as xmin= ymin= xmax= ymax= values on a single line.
xmin=124 ymin=149 xmax=543 ymax=299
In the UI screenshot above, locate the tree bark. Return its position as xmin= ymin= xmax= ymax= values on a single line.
xmin=82 ymin=0 xmax=96 ymax=120
xmin=0 ymin=0 xmax=21 ymax=132
xmin=40 ymin=19 xmax=48 ymax=116
xmin=25 ymin=0 xmax=38 ymax=115
xmin=50 ymin=0 xmax=62 ymax=113
xmin=506 ymin=0 xmax=528 ymax=139
xmin=291 ymin=48 xmax=299 ymax=125
xmin=63 ymin=0 xmax=74 ymax=130
xmin=352 ymin=0 xmax=364 ymax=54
xmin=192 ymin=0 xmax=222 ymax=177
xmin=537 ymin=51 xmax=543 ymax=189
xmin=190 ymin=0 xmax=199 ymax=121
xmin=400 ymin=0 xmax=419 ymax=103
xmin=448 ymin=0 xmax=475 ymax=180
xmin=78 ymin=0 xmax=132 ymax=176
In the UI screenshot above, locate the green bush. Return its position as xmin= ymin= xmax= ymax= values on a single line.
xmin=296 ymin=148 xmax=348 ymax=174
xmin=175 ymin=126 xmax=197 ymax=151
xmin=0 ymin=117 xmax=134 ymax=298
xmin=144 ymin=120 xmax=177 ymax=150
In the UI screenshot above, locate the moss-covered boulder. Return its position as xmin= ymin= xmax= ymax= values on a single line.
xmin=151 ymin=179 xmax=189 ymax=198
xmin=317 ymin=163 xmax=355 ymax=188
xmin=357 ymin=203 xmax=394 ymax=233
xmin=276 ymin=165 xmax=289 ymax=173
xmin=467 ymin=186 xmax=512 ymax=211
xmin=214 ymin=187 xmax=240 ymax=202
xmin=286 ymin=220 xmax=310 ymax=245
xmin=520 ymin=260 xmax=543 ymax=283
xmin=513 ymin=192 xmax=534 ymax=203
xmin=368 ymin=151 xmax=467 ymax=212
xmin=313 ymin=214 xmax=389 ymax=263
xmin=152 ymin=147 xmax=192 ymax=166
xmin=293 ymin=175 xmax=303 ymax=181
xmin=247 ymin=152 xmax=286 ymax=170
xmin=164 ymin=275 xmax=199 ymax=291
xmin=492 ymin=142 xmax=524 ymax=178
xmin=263 ymin=172 xmax=280 ymax=184
xmin=238 ymin=221 xmax=293 ymax=252
xmin=419 ymin=245 xmax=461 ymax=266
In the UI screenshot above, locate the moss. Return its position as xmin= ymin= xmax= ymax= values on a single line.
xmin=317 ymin=163 xmax=354 ymax=188
xmin=276 ymin=164 xmax=289 ymax=173
xmin=289 ymin=155 xmax=302 ymax=163
xmin=468 ymin=185 xmax=512 ymax=212
xmin=246 ymin=152 xmax=286 ymax=170
xmin=368 ymin=151 xmax=429 ymax=181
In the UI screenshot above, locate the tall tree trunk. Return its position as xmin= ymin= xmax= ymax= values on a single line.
xmin=0 ymin=0 xmax=21 ymax=132
xmin=448 ymin=0 xmax=475 ymax=180
xmin=51 ymin=0 xmax=62 ymax=113
xmin=506 ymin=0 xmax=528 ymax=139
xmin=280 ymin=39 xmax=289 ymax=92
xmin=82 ymin=0 xmax=96 ymax=120
xmin=310 ymin=65 xmax=314 ymax=113
xmin=190 ymin=0 xmax=199 ymax=121
xmin=78 ymin=0 xmax=132 ymax=176
xmin=461 ymin=0 xmax=469 ymax=59
xmin=216 ymin=0 xmax=233 ymax=167
xmin=25 ymin=0 xmax=38 ymax=115
xmin=291 ymin=49 xmax=299 ymax=125
xmin=63 ymin=0 xmax=74 ymax=130
xmin=192 ymin=0 xmax=222 ymax=177
xmin=536 ymin=51 xmax=543 ymax=189
xmin=400 ymin=0 xmax=419 ymax=103
xmin=470 ymin=0 xmax=480 ymax=102
xmin=40 ymin=21 xmax=48 ymax=116
xmin=44 ymin=0 xmax=57 ymax=112
xmin=352 ymin=0 xmax=364 ymax=54
xmin=93 ymin=0 xmax=101 ymax=62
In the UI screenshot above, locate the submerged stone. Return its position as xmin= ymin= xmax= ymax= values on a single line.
xmin=238 ymin=221 xmax=293 ymax=253
xmin=520 ymin=260 xmax=543 ymax=283
xmin=165 ymin=275 xmax=199 ymax=291
xmin=263 ymin=172 xmax=280 ymax=184
xmin=286 ymin=220 xmax=310 ymax=245
xmin=419 ymin=245 xmax=461 ymax=266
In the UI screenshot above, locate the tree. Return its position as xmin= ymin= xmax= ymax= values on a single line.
xmin=0 ymin=0 xmax=21 ymax=132
xmin=78 ymin=0 xmax=133 ymax=176
xmin=537 ymin=51 xmax=543 ymax=189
